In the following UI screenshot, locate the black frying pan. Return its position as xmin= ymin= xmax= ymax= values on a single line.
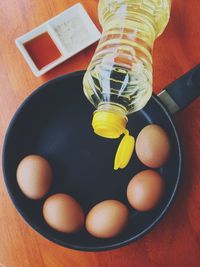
xmin=2 ymin=65 xmax=200 ymax=251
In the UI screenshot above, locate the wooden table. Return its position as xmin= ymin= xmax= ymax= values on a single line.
xmin=0 ymin=1 xmax=200 ymax=266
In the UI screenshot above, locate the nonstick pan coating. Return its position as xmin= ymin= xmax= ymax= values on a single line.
xmin=2 ymin=71 xmax=182 ymax=251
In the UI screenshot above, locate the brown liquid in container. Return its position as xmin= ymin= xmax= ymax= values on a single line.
xmin=24 ymin=32 xmax=61 ymax=70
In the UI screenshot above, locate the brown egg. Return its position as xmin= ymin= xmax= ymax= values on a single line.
xmin=16 ymin=155 xmax=52 ymax=199
xmin=127 ymin=170 xmax=164 ymax=211
xmin=135 ymin=124 xmax=171 ymax=168
xmin=86 ymin=200 xmax=129 ymax=238
xmin=43 ymin=193 xmax=85 ymax=233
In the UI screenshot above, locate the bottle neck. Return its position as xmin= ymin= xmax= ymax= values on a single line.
xmin=97 ymin=103 xmax=127 ymax=116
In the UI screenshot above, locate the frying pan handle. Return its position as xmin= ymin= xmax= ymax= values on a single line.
xmin=158 ymin=64 xmax=200 ymax=114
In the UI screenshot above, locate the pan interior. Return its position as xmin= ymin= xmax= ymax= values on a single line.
xmin=3 ymin=71 xmax=182 ymax=251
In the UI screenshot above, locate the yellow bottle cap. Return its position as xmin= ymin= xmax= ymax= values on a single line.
xmin=92 ymin=110 xmax=135 ymax=170
xmin=114 ymin=131 xmax=135 ymax=170
xmin=92 ymin=110 xmax=127 ymax=139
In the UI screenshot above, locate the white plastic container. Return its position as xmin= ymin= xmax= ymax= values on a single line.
xmin=15 ymin=3 xmax=101 ymax=77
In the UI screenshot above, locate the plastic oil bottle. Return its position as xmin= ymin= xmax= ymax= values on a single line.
xmin=83 ymin=0 xmax=171 ymax=170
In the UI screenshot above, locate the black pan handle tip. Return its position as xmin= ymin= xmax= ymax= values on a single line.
xmin=158 ymin=64 xmax=200 ymax=114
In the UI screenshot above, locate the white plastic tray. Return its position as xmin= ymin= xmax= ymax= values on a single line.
xmin=15 ymin=3 xmax=101 ymax=77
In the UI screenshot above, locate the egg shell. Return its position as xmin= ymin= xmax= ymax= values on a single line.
xmin=16 ymin=155 xmax=52 ymax=199
xmin=127 ymin=170 xmax=164 ymax=211
xmin=43 ymin=193 xmax=85 ymax=233
xmin=135 ymin=124 xmax=171 ymax=168
xmin=86 ymin=200 xmax=129 ymax=238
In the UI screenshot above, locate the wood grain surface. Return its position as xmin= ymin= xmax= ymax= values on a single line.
xmin=0 ymin=0 xmax=200 ymax=267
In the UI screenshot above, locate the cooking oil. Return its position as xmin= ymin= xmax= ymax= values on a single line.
xmin=83 ymin=0 xmax=171 ymax=116
xmin=83 ymin=0 xmax=171 ymax=168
